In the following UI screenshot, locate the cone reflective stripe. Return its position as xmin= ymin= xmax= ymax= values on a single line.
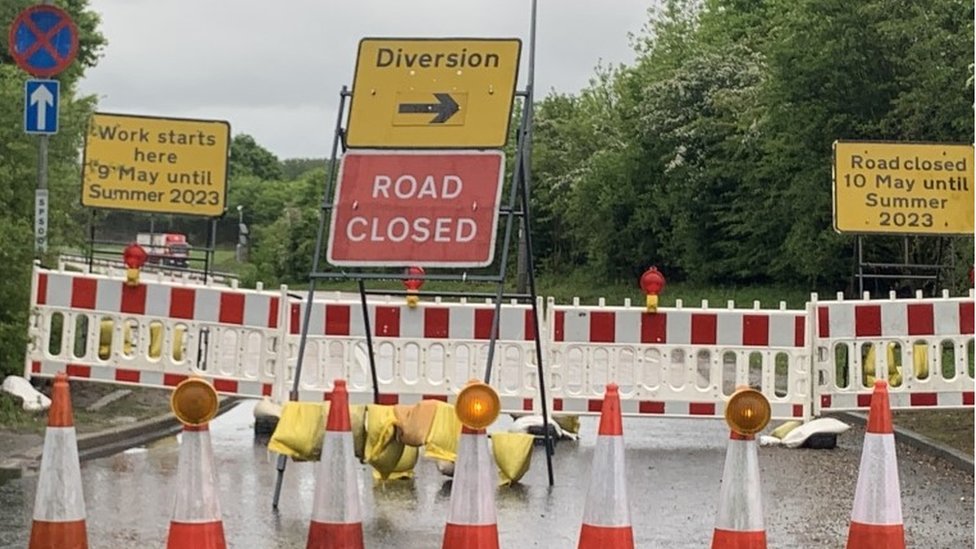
xmin=442 ymin=426 xmax=499 ymax=549
xmin=307 ymin=380 xmax=364 ymax=549
xmin=578 ymin=383 xmax=633 ymax=548
xmin=167 ymin=423 xmax=226 ymax=549
xmin=29 ymin=372 xmax=88 ymax=549
xmin=711 ymin=431 xmax=766 ymax=549
xmin=847 ymin=380 xmax=904 ymax=549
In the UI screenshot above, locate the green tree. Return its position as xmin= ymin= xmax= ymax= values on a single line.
xmin=229 ymin=133 xmax=284 ymax=181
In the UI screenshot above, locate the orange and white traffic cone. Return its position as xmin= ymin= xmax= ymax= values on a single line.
xmin=442 ymin=425 xmax=499 ymax=549
xmin=307 ymin=379 xmax=364 ymax=549
xmin=711 ymin=431 xmax=766 ymax=548
xmin=29 ymin=372 xmax=88 ymax=549
xmin=846 ymin=380 xmax=904 ymax=549
xmin=578 ymin=383 xmax=633 ymax=548
xmin=166 ymin=423 xmax=226 ymax=549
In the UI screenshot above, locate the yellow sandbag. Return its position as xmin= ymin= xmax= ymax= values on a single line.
xmin=365 ymin=404 xmax=406 ymax=478
xmin=912 ymin=343 xmax=929 ymax=379
xmin=99 ymin=320 xmax=135 ymax=359
xmin=267 ymin=401 xmax=327 ymax=460
xmin=371 ymin=444 xmax=419 ymax=481
xmin=771 ymin=420 xmax=802 ymax=440
xmin=424 ymin=401 xmax=462 ymax=462
xmin=863 ymin=344 xmax=902 ymax=387
xmin=395 ymin=400 xmax=439 ymax=447
xmin=491 ymin=432 xmax=534 ymax=486
xmin=553 ymin=415 xmax=580 ymax=435
xmin=350 ymin=404 xmax=367 ymax=461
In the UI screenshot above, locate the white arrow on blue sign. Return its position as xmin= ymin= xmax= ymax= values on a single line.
xmin=24 ymin=79 xmax=60 ymax=135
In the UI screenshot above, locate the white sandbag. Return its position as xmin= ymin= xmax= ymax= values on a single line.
xmin=2 ymin=375 xmax=51 ymax=412
xmin=781 ymin=417 xmax=851 ymax=448
xmin=510 ymin=415 xmax=576 ymax=440
xmin=759 ymin=435 xmax=783 ymax=447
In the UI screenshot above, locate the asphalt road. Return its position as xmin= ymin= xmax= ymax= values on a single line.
xmin=0 ymin=401 xmax=972 ymax=548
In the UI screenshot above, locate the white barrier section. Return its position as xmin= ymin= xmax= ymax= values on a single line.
xmin=547 ymin=297 xmax=812 ymax=420
xmin=286 ymin=295 xmax=542 ymax=412
xmin=812 ymin=290 xmax=976 ymax=415
xmin=26 ymin=264 xmax=287 ymax=398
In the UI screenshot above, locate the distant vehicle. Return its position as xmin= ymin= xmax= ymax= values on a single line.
xmin=136 ymin=232 xmax=191 ymax=268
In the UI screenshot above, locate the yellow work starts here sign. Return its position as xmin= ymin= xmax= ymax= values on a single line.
xmin=81 ymin=113 xmax=230 ymax=217
xmin=346 ymin=38 xmax=521 ymax=149
xmin=833 ymin=140 xmax=974 ymax=235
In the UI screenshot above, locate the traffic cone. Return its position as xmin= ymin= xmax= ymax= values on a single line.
xmin=29 ymin=372 xmax=88 ymax=549
xmin=578 ymin=383 xmax=633 ymax=548
xmin=307 ymin=379 xmax=364 ymax=549
xmin=711 ymin=431 xmax=766 ymax=548
xmin=442 ymin=426 xmax=499 ymax=549
xmin=846 ymin=380 xmax=904 ymax=549
xmin=166 ymin=423 xmax=226 ymax=549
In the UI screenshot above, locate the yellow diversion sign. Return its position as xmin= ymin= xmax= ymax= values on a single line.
xmin=833 ymin=140 xmax=974 ymax=235
xmin=346 ymin=38 xmax=521 ymax=149
xmin=82 ymin=113 xmax=230 ymax=217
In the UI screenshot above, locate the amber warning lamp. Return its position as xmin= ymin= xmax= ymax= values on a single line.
xmin=170 ymin=378 xmax=219 ymax=426
xmin=122 ymin=243 xmax=148 ymax=287
xmin=454 ymin=380 xmax=500 ymax=429
xmin=725 ymin=387 xmax=771 ymax=436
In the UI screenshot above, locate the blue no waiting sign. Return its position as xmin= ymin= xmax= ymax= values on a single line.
xmin=8 ymin=5 xmax=79 ymax=77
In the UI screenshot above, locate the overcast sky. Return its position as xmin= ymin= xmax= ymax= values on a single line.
xmin=78 ymin=0 xmax=654 ymax=159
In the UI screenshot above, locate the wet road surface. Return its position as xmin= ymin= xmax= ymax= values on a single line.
xmin=1 ymin=401 xmax=972 ymax=548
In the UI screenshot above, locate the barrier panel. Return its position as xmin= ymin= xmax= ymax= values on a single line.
xmin=26 ymin=264 xmax=288 ymax=399
xmin=284 ymin=294 xmax=543 ymax=413
xmin=812 ymin=290 xmax=975 ymax=415
xmin=547 ymin=297 xmax=812 ymax=420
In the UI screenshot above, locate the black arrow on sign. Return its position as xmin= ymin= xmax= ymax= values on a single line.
xmin=397 ymin=93 xmax=460 ymax=124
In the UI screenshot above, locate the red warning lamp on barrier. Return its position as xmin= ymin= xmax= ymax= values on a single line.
xmin=639 ymin=266 xmax=666 ymax=313
xmin=122 ymin=243 xmax=148 ymax=287
xmin=403 ymin=266 xmax=425 ymax=308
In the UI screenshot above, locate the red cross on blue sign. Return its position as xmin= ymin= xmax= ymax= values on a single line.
xmin=8 ymin=5 xmax=79 ymax=78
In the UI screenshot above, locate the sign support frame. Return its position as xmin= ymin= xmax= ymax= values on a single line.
xmin=272 ymin=4 xmax=555 ymax=510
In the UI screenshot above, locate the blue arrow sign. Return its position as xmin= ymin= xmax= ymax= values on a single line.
xmin=24 ymin=80 xmax=59 ymax=135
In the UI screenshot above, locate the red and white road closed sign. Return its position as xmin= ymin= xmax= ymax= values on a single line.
xmin=327 ymin=150 xmax=505 ymax=267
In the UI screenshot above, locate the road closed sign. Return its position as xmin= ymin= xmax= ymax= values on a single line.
xmin=833 ymin=141 xmax=974 ymax=235
xmin=81 ymin=113 xmax=230 ymax=217
xmin=346 ymin=38 xmax=521 ymax=149
xmin=327 ymin=151 xmax=505 ymax=267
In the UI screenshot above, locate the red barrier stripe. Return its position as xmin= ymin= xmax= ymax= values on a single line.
xmin=821 ymin=395 xmax=832 ymax=408
xmin=36 ymin=273 xmax=48 ymax=305
xmin=589 ymin=311 xmax=615 ymax=343
xmin=474 ymin=309 xmax=493 ymax=340
xmin=857 ymin=393 xmax=872 ymax=408
xmin=795 ymin=316 xmax=806 ymax=346
xmin=522 ymin=398 xmax=533 ymax=410
xmin=115 ymin=369 xmax=140 ymax=383
xmin=66 ymin=364 xmax=90 ymax=378
xmin=639 ymin=401 xmax=665 ymax=414
xmin=554 ymin=311 xmax=565 ymax=342
xmin=262 ymin=384 xmax=272 ymax=397
xmin=163 ymin=373 xmax=188 ymax=387
xmin=910 ymin=392 xmax=937 ymax=406
xmin=691 ymin=314 xmax=717 ymax=345
xmin=325 ymin=304 xmax=350 ymax=336
xmin=290 ymin=303 xmax=301 ymax=335
xmin=689 ymin=402 xmax=715 ymax=415
xmin=376 ymin=393 xmax=399 ymax=405
xmin=964 ymin=392 xmax=974 ymax=406
xmin=587 ymin=399 xmax=602 ymax=413
xmin=71 ymin=277 xmax=97 ymax=310
xmin=524 ymin=309 xmax=537 ymax=341
xmin=212 ymin=378 xmax=237 ymax=394
xmin=120 ymin=284 xmax=147 ymax=315
xmin=961 ymin=302 xmax=974 ymax=335
xmin=424 ymin=307 xmax=450 ymax=338
xmin=855 ymin=305 xmax=882 ymax=337
xmin=907 ymin=303 xmax=934 ymax=335
xmin=817 ymin=306 xmax=829 ymax=338
xmin=742 ymin=314 xmax=769 ymax=346
xmin=793 ymin=404 xmax=804 ymax=417
xmin=219 ymin=292 xmax=245 ymax=325
xmin=31 ymin=361 xmax=40 ymax=374
xmin=170 ymin=288 xmax=195 ymax=319
xmin=374 ymin=306 xmax=400 ymax=337
xmin=552 ymin=398 xmax=563 ymax=411
xmin=423 ymin=394 xmax=448 ymax=402
xmin=641 ymin=311 xmax=667 ymax=343
xmin=268 ymin=297 xmax=279 ymax=329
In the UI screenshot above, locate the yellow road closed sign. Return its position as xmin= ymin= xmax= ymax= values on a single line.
xmin=833 ymin=141 xmax=974 ymax=235
xmin=346 ymin=38 xmax=521 ymax=148
xmin=82 ymin=113 xmax=230 ymax=217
